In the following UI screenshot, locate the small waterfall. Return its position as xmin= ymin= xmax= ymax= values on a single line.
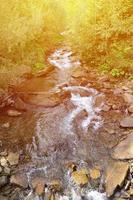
xmin=61 ymin=86 xmax=103 ymax=134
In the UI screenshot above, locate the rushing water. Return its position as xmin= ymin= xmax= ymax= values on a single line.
xmin=21 ymin=47 xmax=108 ymax=199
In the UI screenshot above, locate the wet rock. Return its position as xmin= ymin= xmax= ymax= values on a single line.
xmin=71 ymin=168 xmax=89 ymax=186
xmin=102 ymin=104 xmax=111 ymax=112
xmin=105 ymin=161 xmax=129 ymax=197
xmin=7 ymin=152 xmax=19 ymax=166
xmin=0 ymin=157 xmax=8 ymax=167
xmin=0 ymin=175 xmax=8 ymax=188
xmin=0 ymin=195 xmax=8 ymax=200
xmin=0 ymin=166 xmax=2 ymax=173
xmin=112 ymin=132 xmax=133 ymax=160
xmin=4 ymin=167 xmax=11 ymax=175
xmin=49 ymin=180 xmax=62 ymax=192
xmin=0 ymin=150 xmax=8 ymax=156
xmin=31 ymin=177 xmax=45 ymax=195
xmin=120 ymin=117 xmax=133 ymax=128
xmin=128 ymin=105 xmax=133 ymax=113
xmin=123 ymin=93 xmax=133 ymax=105
xmin=1 ymin=122 xmax=10 ymax=128
xmin=14 ymin=97 xmax=27 ymax=111
xmin=90 ymin=168 xmax=101 ymax=180
xmin=7 ymin=109 xmax=22 ymax=117
xmin=10 ymin=173 xmax=28 ymax=188
xmin=129 ymin=187 xmax=133 ymax=196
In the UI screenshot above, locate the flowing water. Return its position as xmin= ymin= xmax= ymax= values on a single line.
xmin=0 ymin=47 xmax=111 ymax=199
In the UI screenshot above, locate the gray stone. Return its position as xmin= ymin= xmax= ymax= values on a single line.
xmin=0 ymin=175 xmax=8 ymax=188
xmin=120 ymin=117 xmax=133 ymax=128
xmin=105 ymin=161 xmax=129 ymax=197
xmin=112 ymin=132 xmax=133 ymax=160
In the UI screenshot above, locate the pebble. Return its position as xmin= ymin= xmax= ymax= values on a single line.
xmin=49 ymin=180 xmax=62 ymax=192
xmin=7 ymin=152 xmax=19 ymax=166
xmin=7 ymin=109 xmax=22 ymax=117
xmin=1 ymin=123 xmax=10 ymax=128
xmin=90 ymin=168 xmax=101 ymax=180
xmin=0 ymin=157 xmax=8 ymax=167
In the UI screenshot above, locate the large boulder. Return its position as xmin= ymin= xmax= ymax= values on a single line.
xmin=112 ymin=132 xmax=133 ymax=160
xmin=105 ymin=161 xmax=129 ymax=197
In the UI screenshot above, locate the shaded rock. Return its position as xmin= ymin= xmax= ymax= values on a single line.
xmin=7 ymin=152 xmax=19 ymax=166
xmin=123 ymin=93 xmax=133 ymax=105
xmin=0 ymin=195 xmax=8 ymax=200
xmin=0 ymin=166 xmax=2 ymax=173
xmin=4 ymin=167 xmax=11 ymax=175
xmin=120 ymin=117 xmax=133 ymax=128
xmin=71 ymin=168 xmax=89 ymax=186
xmin=10 ymin=173 xmax=28 ymax=189
xmin=0 ymin=175 xmax=8 ymax=188
xmin=0 ymin=157 xmax=8 ymax=167
xmin=7 ymin=109 xmax=22 ymax=117
xmin=112 ymin=132 xmax=133 ymax=160
xmin=14 ymin=97 xmax=27 ymax=111
xmin=90 ymin=168 xmax=101 ymax=180
xmin=105 ymin=161 xmax=129 ymax=197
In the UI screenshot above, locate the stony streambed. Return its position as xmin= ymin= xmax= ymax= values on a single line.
xmin=0 ymin=47 xmax=133 ymax=200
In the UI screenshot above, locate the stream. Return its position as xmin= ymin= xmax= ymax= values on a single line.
xmin=1 ymin=46 xmax=120 ymax=199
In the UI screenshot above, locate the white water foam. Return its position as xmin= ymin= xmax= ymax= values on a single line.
xmin=62 ymin=86 xmax=103 ymax=134
xmin=59 ymin=189 xmax=107 ymax=200
xmin=48 ymin=48 xmax=80 ymax=69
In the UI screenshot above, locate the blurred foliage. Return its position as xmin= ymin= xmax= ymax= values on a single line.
xmin=0 ymin=0 xmax=132 ymax=88
xmin=64 ymin=0 xmax=133 ymax=78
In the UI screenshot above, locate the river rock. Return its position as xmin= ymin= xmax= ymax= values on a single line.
xmin=0 ymin=157 xmax=8 ymax=167
xmin=49 ymin=180 xmax=62 ymax=192
xmin=123 ymin=93 xmax=133 ymax=105
xmin=105 ymin=161 xmax=129 ymax=197
xmin=71 ymin=168 xmax=89 ymax=186
xmin=120 ymin=117 xmax=133 ymax=128
xmin=31 ymin=177 xmax=45 ymax=195
xmin=0 ymin=175 xmax=8 ymax=188
xmin=7 ymin=152 xmax=19 ymax=166
xmin=112 ymin=132 xmax=133 ymax=160
xmin=0 ymin=195 xmax=8 ymax=200
xmin=1 ymin=122 xmax=10 ymax=128
xmin=90 ymin=168 xmax=101 ymax=180
xmin=4 ymin=167 xmax=11 ymax=175
xmin=7 ymin=109 xmax=22 ymax=117
xmin=128 ymin=105 xmax=133 ymax=113
xmin=10 ymin=173 xmax=28 ymax=188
